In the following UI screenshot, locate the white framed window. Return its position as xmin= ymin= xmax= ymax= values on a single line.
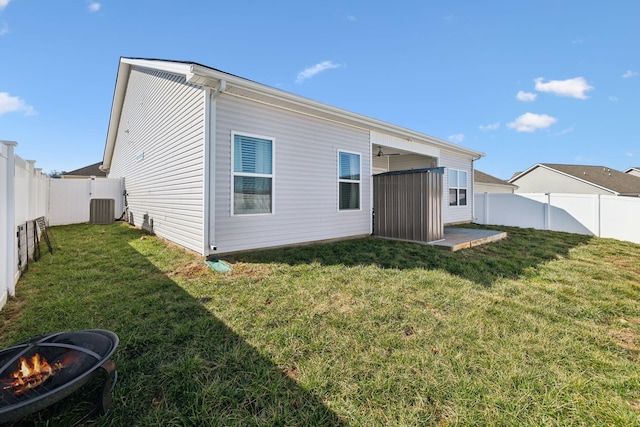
xmin=232 ymin=132 xmax=274 ymax=215
xmin=449 ymin=169 xmax=468 ymax=207
xmin=338 ymin=150 xmax=361 ymax=210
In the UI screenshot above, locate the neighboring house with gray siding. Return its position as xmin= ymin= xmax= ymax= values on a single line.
xmin=101 ymin=58 xmax=484 ymax=255
xmin=510 ymin=163 xmax=640 ymax=197
xmin=474 ymin=170 xmax=518 ymax=194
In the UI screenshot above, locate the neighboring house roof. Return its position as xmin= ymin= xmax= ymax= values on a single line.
xmin=474 ymin=170 xmax=517 ymax=189
xmin=625 ymin=167 xmax=640 ymax=175
xmin=510 ymin=163 xmax=640 ymax=196
xmin=62 ymin=162 xmax=107 ymax=177
xmin=102 ymin=57 xmax=484 ymax=171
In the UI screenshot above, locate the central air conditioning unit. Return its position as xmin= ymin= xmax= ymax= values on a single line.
xmin=90 ymin=199 xmax=115 ymax=224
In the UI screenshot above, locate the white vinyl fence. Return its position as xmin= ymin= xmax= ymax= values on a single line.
xmin=1 ymin=141 xmax=49 ymax=309
xmin=1 ymin=140 xmax=123 ymax=310
xmin=474 ymin=192 xmax=640 ymax=244
xmin=49 ymin=178 xmax=124 ymax=225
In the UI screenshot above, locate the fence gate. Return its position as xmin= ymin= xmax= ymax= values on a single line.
xmin=373 ymin=167 xmax=444 ymax=243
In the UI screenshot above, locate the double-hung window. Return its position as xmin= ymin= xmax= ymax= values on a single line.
xmin=338 ymin=151 xmax=361 ymax=210
xmin=233 ymin=133 xmax=274 ymax=215
xmin=449 ymin=169 xmax=468 ymax=206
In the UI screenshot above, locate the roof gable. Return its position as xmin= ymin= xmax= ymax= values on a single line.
xmin=512 ymin=163 xmax=640 ymax=195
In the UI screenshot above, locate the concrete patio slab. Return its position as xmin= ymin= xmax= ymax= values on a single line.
xmin=429 ymin=227 xmax=508 ymax=251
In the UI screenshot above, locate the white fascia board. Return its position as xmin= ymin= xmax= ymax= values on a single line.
xmin=102 ymin=61 xmax=132 ymax=172
xmin=121 ymin=58 xmax=193 ymax=77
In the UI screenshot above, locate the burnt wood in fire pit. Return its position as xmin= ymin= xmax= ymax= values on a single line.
xmin=0 ymin=329 xmax=118 ymax=424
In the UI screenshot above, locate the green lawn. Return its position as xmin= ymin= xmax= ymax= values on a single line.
xmin=1 ymin=223 xmax=639 ymax=426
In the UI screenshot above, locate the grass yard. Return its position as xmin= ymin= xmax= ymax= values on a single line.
xmin=1 ymin=223 xmax=639 ymax=426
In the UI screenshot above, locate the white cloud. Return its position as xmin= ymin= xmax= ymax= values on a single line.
xmin=507 ymin=112 xmax=557 ymax=133
xmin=0 ymin=0 xmax=10 ymax=11
xmin=516 ymin=91 xmax=537 ymax=102
xmin=448 ymin=134 xmax=464 ymax=144
xmin=622 ymin=70 xmax=638 ymax=78
xmin=555 ymin=126 xmax=575 ymax=136
xmin=346 ymin=15 xmax=357 ymax=22
xmin=479 ymin=122 xmax=500 ymax=131
xmin=626 ymin=152 xmax=634 ymax=157
xmin=534 ymin=77 xmax=593 ymax=99
xmin=0 ymin=22 xmax=8 ymax=35
xmin=0 ymin=92 xmax=36 ymax=116
xmin=295 ymin=61 xmax=341 ymax=83
xmin=609 ymin=96 xmax=619 ymax=102
xmin=88 ymin=2 xmax=101 ymax=13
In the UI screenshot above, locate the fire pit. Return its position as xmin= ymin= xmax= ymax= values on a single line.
xmin=0 ymin=330 xmax=118 ymax=423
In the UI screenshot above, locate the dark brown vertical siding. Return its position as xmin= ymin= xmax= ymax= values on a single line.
xmin=373 ymin=168 xmax=443 ymax=243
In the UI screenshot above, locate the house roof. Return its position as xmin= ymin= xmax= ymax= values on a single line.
xmin=62 ymin=162 xmax=107 ymax=177
xmin=474 ymin=170 xmax=517 ymax=188
xmin=625 ymin=167 xmax=640 ymax=173
xmin=510 ymin=163 xmax=640 ymax=196
xmin=103 ymin=57 xmax=484 ymax=171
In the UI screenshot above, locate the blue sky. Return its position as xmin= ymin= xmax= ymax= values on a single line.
xmin=1 ymin=1 xmax=638 ymax=180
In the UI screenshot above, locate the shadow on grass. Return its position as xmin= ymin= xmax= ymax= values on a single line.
xmin=0 ymin=225 xmax=346 ymax=426
xmin=225 ymin=225 xmax=594 ymax=287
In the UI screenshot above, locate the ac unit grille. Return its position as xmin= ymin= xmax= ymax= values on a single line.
xmin=90 ymin=199 xmax=115 ymax=224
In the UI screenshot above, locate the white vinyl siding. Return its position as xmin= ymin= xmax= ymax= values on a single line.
xmin=441 ymin=150 xmax=474 ymax=224
xmin=107 ymin=67 xmax=206 ymax=253
xmin=213 ymin=95 xmax=371 ymax=254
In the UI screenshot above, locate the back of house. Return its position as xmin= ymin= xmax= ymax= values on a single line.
xmin=102 ymin=58 xmax=484 ymax=256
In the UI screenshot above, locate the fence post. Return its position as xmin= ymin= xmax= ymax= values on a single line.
xmin=2 ymin=141 xmax=18 ymax=298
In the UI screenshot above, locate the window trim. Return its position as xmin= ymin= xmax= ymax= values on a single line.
xmin=337 ymin=149 xmax=362 ymax=211
xmin=449 ymin=168 xmax=468 ymax=207
xmin=231 ymin=131 xmax=275 ymax=216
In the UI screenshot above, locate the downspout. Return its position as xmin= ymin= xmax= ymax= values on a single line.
xmin=471 ymin=154 xmax=482 ymax=222
xmin=204 ymin=80 xmax=226 ymax=255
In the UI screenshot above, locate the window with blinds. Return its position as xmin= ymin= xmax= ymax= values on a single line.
xmin=233 ymin=133 xmax=274 ymax=215
xmin=338 ymin=150 xmax=361 ymax=210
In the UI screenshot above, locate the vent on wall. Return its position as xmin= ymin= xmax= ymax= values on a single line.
xmin=90 ymin=199 xmax=115 ymax=224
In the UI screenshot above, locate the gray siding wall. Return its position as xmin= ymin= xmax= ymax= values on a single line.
xmin=514 ymin=168 xmax=612 ymax=195
xmin=108 ymin=67 xmax=206 ymax=253
xmin=440 ymin=150 xmax=474 ymax=224
xmin=213 ymin=95 xmax=371 ymax=254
